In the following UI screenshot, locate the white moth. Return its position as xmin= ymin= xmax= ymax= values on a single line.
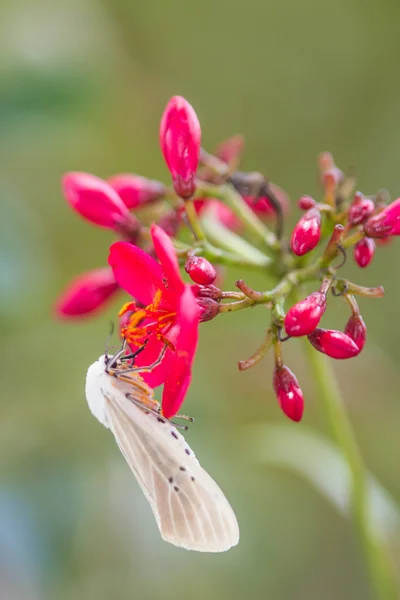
xmin=85 ymin=354 xmax=240 ymax=552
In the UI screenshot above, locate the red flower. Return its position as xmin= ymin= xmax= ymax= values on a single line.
xmin=273 ymin=365 xmax=304 ymax=422
xmin=308 ymin=328 xmax=360 ymax=359
xmin=62 ymin=172 xmax=138 ymax=234
xmin=160 ymin=96 xmax=201 ymax=199
xmin=290 ymin=208 xmax=321 ymax=256
xmin=108 ymin=224 xmax=200 ymax=418
xmin=108 ymin=174 xmax=166 ymax=210
xmin=284 ymin=292 xmax=327 ymax=337
xmin=55 ymin=267 xmax=119 ymax=318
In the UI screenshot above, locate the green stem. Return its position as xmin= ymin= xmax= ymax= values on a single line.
xmin=303 ymin=337 xmax=398 ymax=600
xmin=196 ymin=182 xmax=279 ymax=250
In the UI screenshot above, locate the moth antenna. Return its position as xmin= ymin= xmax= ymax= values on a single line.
xmin=105 ymin=321 xmax=115 ymax=360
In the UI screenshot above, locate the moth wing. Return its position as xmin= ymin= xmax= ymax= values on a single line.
xmin=103 ymin=383 xmax=239 ymax=552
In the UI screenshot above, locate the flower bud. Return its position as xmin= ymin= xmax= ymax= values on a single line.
xmin=348 ymin=192 xmax=375 ymax=226
xmin=354 ymin=238 xmax=375 ymax=268
xmin=308 ymin=328 xmax=360 ymax=359
xmin=160 ymin=96 xmax=201 ymax=199
xmin=62 ymin=172 xmax=138 ymax=233
xmin=108 ymin=174 xmax=166 ymax=209
xmin=290 ymin=208 xmax=321 ymax=256
xmin=344 ymin=314 xmax=367 ymax=351
xmin=298 ymin=195 xmax=316 ymax=210
xmin=157 ymin=210 xmax=181 ymax=238
xmin=196 ymin=297 xmax=220 ymax=322
xmin=185 ymin=256 xmax=216 ymax=285
xmin=215 ymin=134 xmax=244 ymax=171
xmin=364 ymin=198 xmax=400 ymax=238
xmin=284 ymin=292 xmax=327 ymax=337
xmin=244 ymin=183 xmax=290 ymax=218
xmin=55 ymin=268 xmax=119 ymax=318
xmin=191 ymin=283 xmax=222 ymax=300
xmin=273 ymin=365 xmax=304 ymax=422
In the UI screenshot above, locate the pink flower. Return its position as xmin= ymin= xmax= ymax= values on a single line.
xmin=108 ymin=174 xmax=166 ymax=210
xmin=160 ymin=96 xmax=201 ymax=199
xmin=354 ymin=238 xmax=375 ymax=268
xmin=308 ymin=328 xmax=360 ymax=359
xmin=284 ymin=292 xmax=327 ymax=337
xmin=290 ymin=208 xmax=321 ymax=256
xmin=62 ymin=172 xmax=138 ymax=233
xmin=55 ymin=267 xmax=119 ymax=318
xmin=273 ymin=365 xmax=304 ymax=422
xmin=108 ymin=224 xmax=200 ymax=418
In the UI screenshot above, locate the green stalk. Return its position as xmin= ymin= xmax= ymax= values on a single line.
xmin=303 ymin=337 xmax=398 ymax=600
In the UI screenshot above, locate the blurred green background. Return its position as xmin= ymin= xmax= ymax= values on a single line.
xmin=1 ymin=0 xmax=400 ymax=598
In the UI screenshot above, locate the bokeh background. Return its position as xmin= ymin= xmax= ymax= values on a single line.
xmin=1 ymin=0 xmax=400 ymax=598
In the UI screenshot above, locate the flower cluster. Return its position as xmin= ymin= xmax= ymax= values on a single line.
xmin=57 ymin=96 xmax=396 ymax=422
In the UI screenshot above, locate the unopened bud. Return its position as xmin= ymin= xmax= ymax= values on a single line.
xmin=290 ymin=208 xmax=321 ymax=256
xmin=185 ymin=256 xmax=216 ymax=285
xmin=55 ymin=268 xmax=119 ymax=318
xmin=348 ymin=192 xmax=375 ymax=226
xmin=273 ymin=365 xmax=304 ymax=422
xmin=364 ymin=198 xmax=400 ymax=238
xmin=196 ymin=297 xmax=220 ymax=322
xmin=284 ymin=291 xmax=327 ymax=337
xmin=62 ymin=172 xmax=138 ymax=233
xmin=160 ymin=96 xmax=201 ymax=198
xmin=354 ymin=238 xmax=375 ymax=268
xmin=108 ymin=174 xmax=166 ymax=209
xmin=298 ymin=195 xmax=316 ymax=210
xmin=344 ymin=314 xmax=367 ymax=352
xmin=308 ymin=328 xmax=360 ymax=359
xmin=191 ymin=283 xmax=222 ymax=300
xmin=215 ymin=135 xmax=244 ymax=171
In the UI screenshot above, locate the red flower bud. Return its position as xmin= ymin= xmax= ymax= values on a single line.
xmin=160 ymin=96 xmax=201 ymax=199
xmin=55 ymin=268 xmax=119 ymax=318
xmin=348 ymin=192 xmax=375 ymax=226
xmin=290 ymin=208 xmax=321 ymax=256
xmin=284 ymin=292 xmax=327 ymax=337
xmin=157 ymin=210 xmax=181 ymax=238
xmin=308 ymin=328 xmax=360 ymax=359
xmin=298 ymin=195 xmax=316 ymax=210
xmin=108 ymin=174 xmax=166 ymax=209
xmin=273 ymin=365 xmax=304 ymax=422
xmin=196 ymin=297 xmax=220 ymax=322
xmin=191 ymin=284 xmax=222 ymax=300
xmin=364 ymin=198 xmax=400 ymax=238
xmin=215 ymin=134 xmax=244 ymax=171
xmin=344 ymin=314 xmax=367 ymax=351
xmin=62 ymin=172 xmax=138 ymax=233
xmin=354 ymin=238 xmax=375 ymax=268
xmin=185 ymin=256 xmax=216 ymax=285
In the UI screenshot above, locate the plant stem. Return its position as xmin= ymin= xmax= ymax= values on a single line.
xmin=303 ymin=337 xmax=398 ymax=600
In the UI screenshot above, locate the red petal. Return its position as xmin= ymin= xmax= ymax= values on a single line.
xmin=108 ymin=241 xmax=163 ymax=306
xmin=151 ymin=224 xmax=184 ymax=295
xmin=161 ymin=287 xmax=200 ymax=418
xmin=128 ymin=336 xmax=172 ymax=388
